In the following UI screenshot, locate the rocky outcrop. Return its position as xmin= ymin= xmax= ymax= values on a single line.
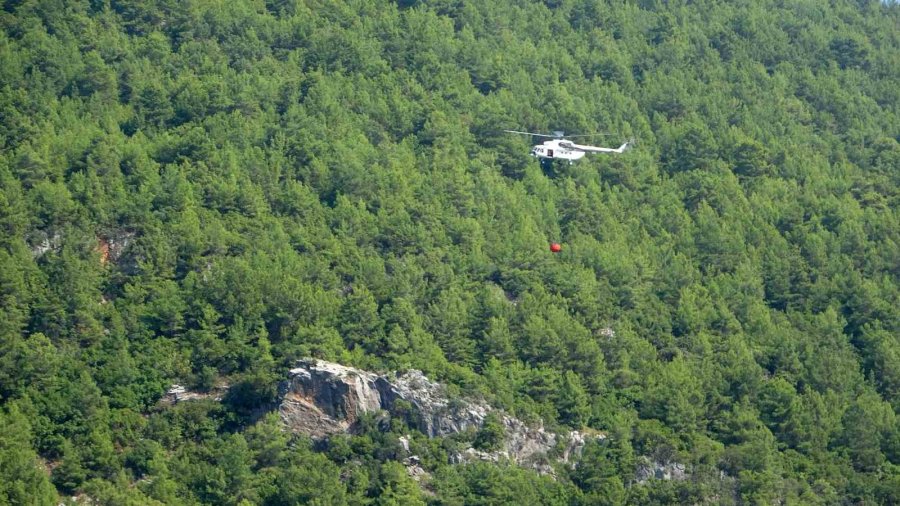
xmin=97 ymin=231 xmax=134 ymax=265
xmin=162 ymin=384 xmax=227 ymax=404
xmin=635 ymin=458 xmax=688 ymax=483
xmin=27 ymin=229 xmax=135 ymax=264
xmin=278 ymin=359 xmax=603 ymax=469
xmin=279 ymin=360 xmax=385 ymax=438
xmin=29 ymin=231 xmax=63 ymax=258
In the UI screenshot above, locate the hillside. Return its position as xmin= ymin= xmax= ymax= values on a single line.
xmin=1 ymin=0 xmax=899 ymax=504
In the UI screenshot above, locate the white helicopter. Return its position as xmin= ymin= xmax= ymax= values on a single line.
xmin=504 ymin=130 xmax=632 ymax=164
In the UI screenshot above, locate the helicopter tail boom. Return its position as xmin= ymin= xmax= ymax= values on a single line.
xmin=565 ymin=139 xmax=631 ymax=154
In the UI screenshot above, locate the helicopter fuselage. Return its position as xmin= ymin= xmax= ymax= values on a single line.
xmin=530 ymin=139 xmax=586 ymax=162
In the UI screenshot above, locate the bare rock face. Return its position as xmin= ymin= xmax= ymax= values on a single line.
xmin=105 ymin=231 xmax=134 ymax=262
xmin=161 ymin=384 xmax=227 ymax=405
xmin=389 ymin=370 xmax=489 ymax=438
xmin=29 ymin=231 xmax=63 ymax=258
xmin=635 ymin=458 xmax=688 ymax=483
xmin=278 ymin=359 xmax=603 ymax=469
xmin=97 ymin=231 xmax=135 ymax=265
xmin=279 ymin=360 xmax=385 ymax=438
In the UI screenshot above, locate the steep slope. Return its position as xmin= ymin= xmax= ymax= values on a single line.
xmin=0 ymin=0 xmax=898 ymax=503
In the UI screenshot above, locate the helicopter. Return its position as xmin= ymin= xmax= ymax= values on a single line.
xmin=504 ymin=130 xmax=632 ymax=165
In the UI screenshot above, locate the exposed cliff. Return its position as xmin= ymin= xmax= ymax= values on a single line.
xmin=279 ymin=360 xmax=385 ymax=438
xmin=278 ymin=359 xmax=600 ymax=469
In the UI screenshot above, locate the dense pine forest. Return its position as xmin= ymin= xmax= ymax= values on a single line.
xmin=1 ymin=0 xmax=899 ymax=504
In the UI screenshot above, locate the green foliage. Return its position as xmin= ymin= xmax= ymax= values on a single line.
xmin=0 ymin=0 xmax=898 ymax=503
xmin=375 ymin=461 xmax=426 ymax=506
xmin=433 ymin=461 xmax=576 ymax=505
xmin=0 ymin=404 xmax=57 ymax=505
xmin=473 ymin=412 xmax=506 ymax=452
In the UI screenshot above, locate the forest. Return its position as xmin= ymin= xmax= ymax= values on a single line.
xmin=0 ymin=0 xmax=898 ymax=504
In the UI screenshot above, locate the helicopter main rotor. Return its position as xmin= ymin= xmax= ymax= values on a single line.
xmin=503 ymin=130 xmax=610 ymax=139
